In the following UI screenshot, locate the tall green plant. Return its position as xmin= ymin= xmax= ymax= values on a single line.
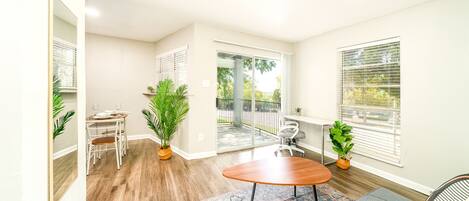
xmin=142 ymin=79 xmax=189 ymax=149
xmin=329 ymin=120 xmax=354 ymax=160
xmin=53 ymin=76 xmax=75 ymax=139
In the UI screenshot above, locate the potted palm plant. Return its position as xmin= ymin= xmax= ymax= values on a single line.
xmin=53 ymin=76 xmax=75 ymax=140
xmin=329 ymin=120 xmax=354 ymax=170
xmin=142 ymin=79 xmax=189 ymax=160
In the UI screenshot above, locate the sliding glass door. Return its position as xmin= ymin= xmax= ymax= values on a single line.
xmin=216 ymin=52 xmax=281 ymax=152
xmin=217 ymin=53 xmax=253 ymax=151
xmin=253 ymin=57 xmax=282 ymax=145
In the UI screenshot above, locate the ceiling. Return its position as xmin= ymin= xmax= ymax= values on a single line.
xmin=85 ymin=0 xmax=430 ymax=43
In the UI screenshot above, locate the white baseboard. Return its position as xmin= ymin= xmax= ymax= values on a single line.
xmin=53 ymin=145 xmax=77 ymax=160
xmin=351 ymin=158 xmax=434 ymax=195
xmin=297 ymin=142 xmax=434 ymax=195
xmin=127 ymin=134 xmax=217 ymax=160
xmin=185 ymin=150 xmax=218 ymax=160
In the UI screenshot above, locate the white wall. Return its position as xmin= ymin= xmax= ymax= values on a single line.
xmin=53 ymin=16 xmax=77 ymax=44
xmin=86 ymin=33 xmax=156 ymax=136
xmin=292 ymin=0 xmax=469 ymax=193
xmin=0 ymin=1 xmax=28 ymax=199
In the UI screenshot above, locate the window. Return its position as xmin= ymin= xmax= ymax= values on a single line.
xmin=157 ymin=47 xmax=187 ymax=86
xmin=53 ymin=38 xmax=77 ymax=91
xmin=338 ymin=37 xmax=401 ymax=165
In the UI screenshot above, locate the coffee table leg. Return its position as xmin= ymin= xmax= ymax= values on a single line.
xmin=313 ymin=185 xmax=318 ymax=201
xmin=251 ymin=183 xmax=257 ymax=201
xmin=293 ymin=185 xmax=297 ymax=197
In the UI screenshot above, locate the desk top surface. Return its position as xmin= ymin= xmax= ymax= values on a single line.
xmin=284 ymin=115 xmax=333 ymax=126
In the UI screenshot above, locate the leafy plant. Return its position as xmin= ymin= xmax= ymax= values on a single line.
xmin=329 ymin=120 xmax=354 ymax=160
xmin=142 ymin=79 xmax=189 ymax=149
xmin=216 ymin=54 xmax=278 ymax=100
xmin=53 ymin=76 xmax=75 ymax=139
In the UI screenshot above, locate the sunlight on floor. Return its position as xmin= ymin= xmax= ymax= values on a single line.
xmin=217 ymin=125 xmax=278 ymax=151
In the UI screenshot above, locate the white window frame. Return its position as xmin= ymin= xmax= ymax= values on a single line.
xmin=156 ymin=45 xmax=188 ymax=86
xmin=337 ymin=37 xmax=402 ymax=167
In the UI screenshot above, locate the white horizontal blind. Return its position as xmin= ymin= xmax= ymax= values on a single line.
xmin=158 ymin=48 xmax=187 ymax=85
xmin=174 ymin=49 xmax=187 ymax=85
xmin=159 ymin=53 xmax=175 ymax=81
xmin=338 ymin=38 xmax=401 ymax=165
xmin=53 ymin=38 xmax=77 ymax=89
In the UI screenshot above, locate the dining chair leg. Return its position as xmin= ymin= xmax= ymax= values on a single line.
xmin=87 ymin=145 xmax=92 ymax=175
xmin=125 ymin=134 xmax=128 ymax=155
xmin=119 ymin=140 xmax=123 ymax=166
xmin=92 ymin=145 xmax=97 ymax=165
xmin=124 ymin=122 xmax=128 ymax=155
xmin=293 ymin=185 xmax=297 ymax=197
xmin=97 ymin=145 xmax=101 ymax=159
xmin=114 ymin=142 xmax=120 ymax=170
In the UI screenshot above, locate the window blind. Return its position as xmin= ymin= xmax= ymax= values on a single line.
xmin=174 ymin=49 xmax=187 ymax=85
xmin=158 ymin=48 xmax=187 ymax=85
xmin=338 ymin=38 xmax=401 ymax=165
xmin=53 ymin=38 xmax=77 ymax=89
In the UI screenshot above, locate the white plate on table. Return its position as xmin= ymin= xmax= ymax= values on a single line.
xmin=93 ymin=113 xmax=112 ymax=119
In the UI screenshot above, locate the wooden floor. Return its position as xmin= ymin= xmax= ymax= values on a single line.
xmin=86 ymin=139 xmax=427 ymax=201
xmin=54 ymin=150 xmax=77 ymax=201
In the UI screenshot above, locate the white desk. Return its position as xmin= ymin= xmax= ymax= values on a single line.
xmin=284 ymin=115 xmax=333 ymax=165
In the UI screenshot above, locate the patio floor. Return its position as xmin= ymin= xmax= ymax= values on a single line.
xmin=217 ymin=125 xmax=278 ymax=151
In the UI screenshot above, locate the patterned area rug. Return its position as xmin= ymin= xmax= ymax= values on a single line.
xmin=205 ymin=184 xmax=353 ymax=201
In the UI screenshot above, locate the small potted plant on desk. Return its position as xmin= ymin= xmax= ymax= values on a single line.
xmin=147 ymin=86 xmax=155 ymax=93
xmin=142 ymin=79 xmax=189 ymax=160
xmin=329 ymin=120 xmax=354 ymax=170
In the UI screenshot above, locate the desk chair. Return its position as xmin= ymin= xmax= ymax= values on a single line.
xmin=275 ymin=125 xmax=305 ymax=157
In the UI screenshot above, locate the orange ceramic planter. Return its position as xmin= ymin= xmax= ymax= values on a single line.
xmin=336 ymin=158 xmax=351 ymax=170
xmin=158 ymin=146 xmax=172 ymax=160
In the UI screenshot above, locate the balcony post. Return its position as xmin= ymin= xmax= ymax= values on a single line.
xmin=233 ymin=58 xmax=244 ymax=127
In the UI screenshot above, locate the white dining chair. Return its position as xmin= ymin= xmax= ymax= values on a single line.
xmin=113 ymin=111 xmax=129 ymax=156
xmin=86 ymin=119 xmax=124 ymax=175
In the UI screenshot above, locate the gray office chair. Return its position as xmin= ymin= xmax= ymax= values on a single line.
xmin=426 ymin=174 xmax=469 ymax=201
xmin=283 ymin=120 xmax=306 ymax=149
xmin=275 ymin=123 xmax=305 ymax=156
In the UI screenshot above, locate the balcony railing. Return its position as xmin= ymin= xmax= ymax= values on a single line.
xmin=216 ymin=98 xmax=281 ymax=134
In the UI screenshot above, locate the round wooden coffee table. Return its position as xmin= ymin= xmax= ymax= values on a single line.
xmin=222 ymin=157 xmax=332 ymax=201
